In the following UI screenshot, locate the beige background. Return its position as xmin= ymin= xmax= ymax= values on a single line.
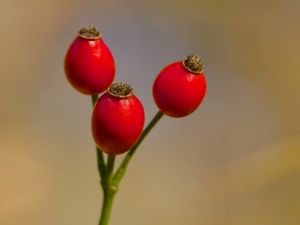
xmin=1 ymin=0 xmax=300 ymax=224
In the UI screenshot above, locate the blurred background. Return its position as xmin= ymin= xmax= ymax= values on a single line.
xmin=1 ymin=0 xmax=300 ymax=224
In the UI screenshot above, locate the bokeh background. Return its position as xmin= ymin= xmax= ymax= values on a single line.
xmin=1 ymin=0 xmax=300 ymax=224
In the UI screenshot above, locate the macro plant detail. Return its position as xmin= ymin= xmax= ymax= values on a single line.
xmin=64 ymin=25 xmax=207 ymax=225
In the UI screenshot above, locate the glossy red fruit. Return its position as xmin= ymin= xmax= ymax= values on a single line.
xmin=92 ymin=83 xmax=145 ymax=155
xmin=64 ymin=25 xmax=115 ymax=95
xmin=153 ymin=55 xmax=206 ymax=117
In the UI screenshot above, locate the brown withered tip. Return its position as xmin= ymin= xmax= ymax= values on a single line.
xmin=182 ymin=54 xmax=204 ymax=74
xmin=108 ymin=83 xmax=133 ymax=99
xmin=78 ymin=25 xmax=102 ymax=39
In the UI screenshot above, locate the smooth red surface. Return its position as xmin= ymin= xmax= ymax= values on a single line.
xmin=92 ymin=93 xmax=145 ymax=155
xmin=64 ymin=36 xmax=115 ymax=95
xmin=153 ymin=61 xmax=206 ymax=117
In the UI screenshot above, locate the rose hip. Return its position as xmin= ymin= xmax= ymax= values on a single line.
xmin=92 ymin=83 xmax=145 ymax=155
xmin=64 ymin=25 xmax=115 ymax=95
xmin=152 ymin=55 xmax=206 ymax=117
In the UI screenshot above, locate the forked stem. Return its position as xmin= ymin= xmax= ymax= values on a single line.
xmin=91 ymin=95 xmax=164 ymax=225
xmin=99 ymin=155 xmax=116 ymax=225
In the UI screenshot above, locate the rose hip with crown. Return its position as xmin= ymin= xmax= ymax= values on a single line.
xmin=92 ymin=83 xmax=145 ymax=155
xmin=152 ymin=55 xmax=206 ymax=117
xmin=64 ymin=25 xmax=115 ymax=95
xmin=63 ymin=23 xmax=210 ymax=225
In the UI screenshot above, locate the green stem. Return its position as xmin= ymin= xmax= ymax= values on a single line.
xmin=105 ymin=155 xmax=115 ymax=181
xmin=99 ymin=191 xmax=115 ymax=225
xmin=92 ymin=94 xmax=99 ymax=106
xmin=91 ymin=95 xmax=106 ymax=179
xmin=113 ymin=111 xmax=164 ymax=185
xmin=99 ymin=155 xmax=116 ymax=225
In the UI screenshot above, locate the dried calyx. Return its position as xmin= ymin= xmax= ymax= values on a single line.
xmin=182 ymin=55 xmax=204 ymax=74
xmin=78 ymin=25 xmax=102 ymax=39
xmin=108 ymin=83 xmax=133 ymax=98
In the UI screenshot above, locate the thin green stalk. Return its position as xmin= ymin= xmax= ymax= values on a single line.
xmin=91 ymin=95 xmax=106 ymax=179
xmin=113 ymin=111 xmax=164 ymax=185
xmin=99 ymin=155 xmax=116 ymax=225
xmin=99 ymin=190 xmax=115 ymax=225
xmin=92 ymin=94 xmax=99 ymax=106
xmin=105 ymin=155 xmax=115 ymax=181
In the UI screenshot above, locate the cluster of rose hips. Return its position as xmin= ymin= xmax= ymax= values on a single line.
xmin=64 ymin=25 xmax=206 ymax=155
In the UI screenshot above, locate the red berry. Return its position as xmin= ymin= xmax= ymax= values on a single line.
xmin=92 ymin=83 xmax=145 ymax=155
xmin=64 ymin=25 xmax=115 ymax=95
xmin=153 ymin=55 xmax=206 ymax=117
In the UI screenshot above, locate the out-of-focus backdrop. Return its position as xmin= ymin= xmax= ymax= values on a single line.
xmin=1 ymin=0 xmax=300 ymax=224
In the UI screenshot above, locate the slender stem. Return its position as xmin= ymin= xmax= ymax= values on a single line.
xmin=91 ymin=95 xmax=106 ymax=179
xmin=99 ymin=191 xmax=115 ymax=225
xmin=99 ymin=155 xmax=116 ymax=225
xmin=92 ymin=94 xmax=99 ymax=106
xmin=113 ymin=111 xmax=164 ymax=185
xmin=105 ymin=155 xmax=115 ymax=181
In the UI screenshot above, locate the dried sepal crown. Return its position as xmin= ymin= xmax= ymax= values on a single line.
xmin=78 ymin=25 xmax=102 ymax=39
xmin=182 ymin=54 xmax=204 ymax=74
